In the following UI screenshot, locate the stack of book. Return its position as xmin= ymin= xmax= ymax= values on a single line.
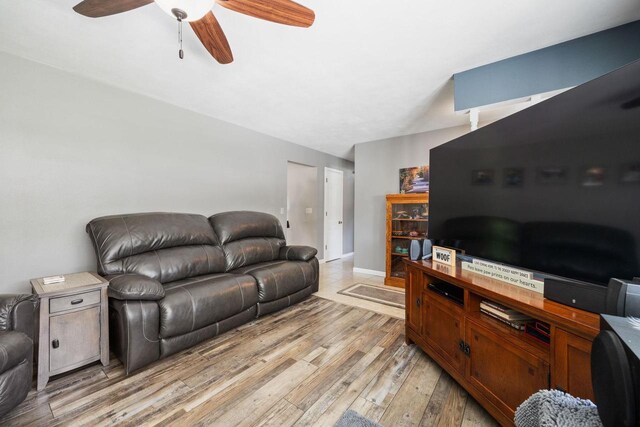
xmin=480 ymin=300 xmax=532 ymax=331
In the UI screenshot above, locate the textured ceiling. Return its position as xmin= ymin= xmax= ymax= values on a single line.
xmin=1 ymin=1 xmax=639 ymax=160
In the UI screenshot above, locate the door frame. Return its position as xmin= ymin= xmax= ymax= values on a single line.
xmin=323 ymin=167 xmax=344 ymax=262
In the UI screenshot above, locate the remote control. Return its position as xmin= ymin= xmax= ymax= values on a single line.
xmin=43 ymin=275 xmax=65 ymax=285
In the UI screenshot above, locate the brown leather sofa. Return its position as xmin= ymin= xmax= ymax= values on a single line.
xmin=86 ymin=211 xmax=319 ymax=374
xmin=0 ymin=294 xmax=38 ymax=417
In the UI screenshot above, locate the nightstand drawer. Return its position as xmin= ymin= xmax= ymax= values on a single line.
xmin=50 ymin=290 xmax=100 ymax=313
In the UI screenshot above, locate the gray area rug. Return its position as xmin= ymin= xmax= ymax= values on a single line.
xmin=338 ymin=283 xmax=405 ymax=309
xmin=515 ymin=389 xmax=602 ymax=427
xmin=334 ymin=409 xmax=382 ymax=427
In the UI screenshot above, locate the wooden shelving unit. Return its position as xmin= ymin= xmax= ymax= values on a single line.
xmin=404 ymin=259 xmax=600 ymax=426
xmin=385 ymin=193 xmax=429 ymax=288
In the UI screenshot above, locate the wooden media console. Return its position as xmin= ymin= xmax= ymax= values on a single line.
xmin=404 ymin=259 xmax=600 ymax=426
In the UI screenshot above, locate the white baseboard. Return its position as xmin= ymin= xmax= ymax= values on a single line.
xmin=320 ymin=252 xmax=353 ymax=264
xmin=353 ymin=267 xmax=386 ymax=277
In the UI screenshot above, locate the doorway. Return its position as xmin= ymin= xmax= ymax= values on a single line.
xmin=286 ymin=162 xmax=318 ymax=248
xmin=324 ymin=167 xmax=344 ymax=262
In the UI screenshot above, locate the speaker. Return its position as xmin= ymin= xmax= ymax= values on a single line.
xmin=422 ymin=239 xmax=433 ymax=260
xmin=592 ymin=316 xmax=640 ymax=427
xmin=605 ymin=278 xmax=640 ymax=316
xmin=410 ymin=240 xmax=422 ymax=261
xmin=543 ymin=277 xmax=608 ymax=313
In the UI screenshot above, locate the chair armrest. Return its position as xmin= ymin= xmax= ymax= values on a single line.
xmin=106 ymin=274 xmax=165 ymax=301
xmin=0 ymin=294 xmax=38 ymax=338
xmin=279 ymin=245 xmax=318 ymax=262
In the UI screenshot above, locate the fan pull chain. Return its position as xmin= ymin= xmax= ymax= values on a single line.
xmin=177 ymin=17 xmax=184 ymax=59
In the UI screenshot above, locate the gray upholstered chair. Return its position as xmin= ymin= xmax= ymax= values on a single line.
xmin=0 ymin=294 xmax=38 ymax=418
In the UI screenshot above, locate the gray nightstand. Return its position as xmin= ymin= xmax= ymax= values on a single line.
xmin=31 ymin=272 xmax=109 ymax=391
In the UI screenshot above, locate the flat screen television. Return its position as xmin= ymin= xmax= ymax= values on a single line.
xmin=429 ymin=59 xmax=640 ymax=286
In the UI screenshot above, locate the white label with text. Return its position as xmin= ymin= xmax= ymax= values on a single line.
xmin=432 ymin=246 xmax=456 ymax=267
xmin=462 ymin=261 xmax=544 ymax=294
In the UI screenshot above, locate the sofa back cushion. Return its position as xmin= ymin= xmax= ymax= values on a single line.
xmin=209 ymin=211 xmax=286 ymax=271
xmin=87 ymin=212 xmax=226 ymax=283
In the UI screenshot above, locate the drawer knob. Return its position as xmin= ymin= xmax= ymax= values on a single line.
xmin=52 ymin=339 xmax=59 ymax=349
xmin=70 ymin=298 xmax=84 ymax=305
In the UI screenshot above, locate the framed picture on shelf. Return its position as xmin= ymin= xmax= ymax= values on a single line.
xmin=399 ymin=166 xmax=429 ymax=193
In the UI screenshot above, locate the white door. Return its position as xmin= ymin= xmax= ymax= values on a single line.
xmin=324 ymin=167 xmax=343 ymax=262
xmin=286 ymin=162 xmax=318 ymax=247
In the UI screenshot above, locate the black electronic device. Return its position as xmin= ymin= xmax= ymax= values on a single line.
xmin=429 ymin=59 xmax=640 ymax=289
xmin=427 ymin=281 xmax=464 ymax=306
xmin=591 ymin=314 xmax=640 ymax=427
xmin=545 ymin=277 xmax=640 ymax=315
xmin=605 ymin=278 xmax=640 ymax=317
xmin=543 ymin=277 xmax=608 ymax=313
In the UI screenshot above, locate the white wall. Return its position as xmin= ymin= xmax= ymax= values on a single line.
xmin=0 ymin=52 xmax=354 ymax=293
xmin=353 ymin=126 xmax=469 ymax=273
xmin=286 ymin=162 xmax=318 ymax=247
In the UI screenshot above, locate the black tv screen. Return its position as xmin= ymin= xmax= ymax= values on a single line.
xmin=429 ymin=60 xmax=640 ymax=286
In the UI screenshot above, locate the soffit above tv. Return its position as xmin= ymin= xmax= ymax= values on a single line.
xmin=445 ymin=59 xmax=640 ymax=152
xmin=453 ymin=21 xmax=640 ymax=112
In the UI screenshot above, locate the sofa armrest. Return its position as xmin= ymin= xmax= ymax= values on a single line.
xmin=279 ymin=245 xmax=318 ymax=262
xmin=0 ymin=294 xmax=38 ymax=338
xmin=106 ymin=274 xmax=165 ymax=301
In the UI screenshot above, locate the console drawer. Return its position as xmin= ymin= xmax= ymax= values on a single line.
xmin=50 ymin=290 xmax=100 ymax=313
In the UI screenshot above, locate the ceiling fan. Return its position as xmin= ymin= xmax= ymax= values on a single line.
xmin=72 ymin=0 xmax=315 ymax=64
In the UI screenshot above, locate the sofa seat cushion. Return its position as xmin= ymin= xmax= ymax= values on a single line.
xmin=0 ymin=331 xmax=32 ymax=375
xmin=158 ymin=274 xmax=258 ymax=338
xmin=163 ymin=273 xmax=233 ymax=291
xmin=232 ymin=260 xmax=316 ymax=303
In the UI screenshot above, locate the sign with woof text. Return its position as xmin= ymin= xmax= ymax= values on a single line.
xmin=432 ymin=246 xmax=456 ymax=267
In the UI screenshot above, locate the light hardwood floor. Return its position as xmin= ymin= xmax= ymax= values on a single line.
xmin=316 ymin=256 xmax=405 ymax=319
xmin=1 ymin=259 xmax=498 ymax=426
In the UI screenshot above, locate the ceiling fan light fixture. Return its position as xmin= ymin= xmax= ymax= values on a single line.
xmin=155 ymin=0 xmax=215 ymax=21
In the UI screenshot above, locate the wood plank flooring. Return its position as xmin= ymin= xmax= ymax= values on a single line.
xmin=315 ymin=257 xmax=405 ymax=319
xmin=1 ymin=296 xmax=498 ymax=426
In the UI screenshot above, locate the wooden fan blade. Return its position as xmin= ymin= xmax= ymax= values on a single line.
xmin=73 ymin=0 xmax=153 ymax=18
xmin=216 ymin=0 xmax=315 ymax=28
xmin=190 ymin=12 xmax=234 ymax=64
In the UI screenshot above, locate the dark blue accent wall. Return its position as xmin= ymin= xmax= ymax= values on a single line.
xmin=453 ymin=20 xmax=640 ymax=111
